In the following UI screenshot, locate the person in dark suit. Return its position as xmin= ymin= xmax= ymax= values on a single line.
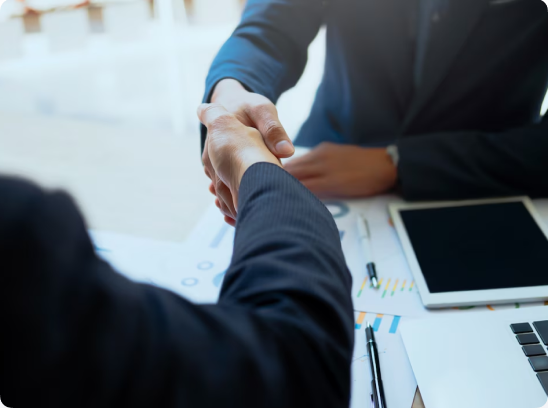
xmin=0 ymin=105 xmax=354 ymax=408
xmin=201 ymin=0 xmax=548 ymax=224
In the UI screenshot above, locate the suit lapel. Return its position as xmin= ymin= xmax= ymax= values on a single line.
xmin=401 ymin=0 xmax=490 ymax=132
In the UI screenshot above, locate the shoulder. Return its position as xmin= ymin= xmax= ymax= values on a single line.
xmin=0 ymin=175 xmax=84 ymax=240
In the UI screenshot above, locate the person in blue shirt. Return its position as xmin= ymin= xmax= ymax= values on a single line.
xmin=202 ymin=0 xmax=548 ymax=225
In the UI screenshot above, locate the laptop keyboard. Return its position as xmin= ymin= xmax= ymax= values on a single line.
xmin=511 ymin=320 xmax=548 ymax=395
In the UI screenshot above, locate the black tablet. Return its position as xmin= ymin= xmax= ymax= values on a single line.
xmin=389 ymin=197 xmax=548 ymax=308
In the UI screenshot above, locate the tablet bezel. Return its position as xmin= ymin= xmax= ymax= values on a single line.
xmin=389 ymin=197 xmax=548 ymax=309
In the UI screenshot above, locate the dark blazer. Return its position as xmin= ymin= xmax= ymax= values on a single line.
xmin=0 ymin=164 xmax=354 ymax=408
xmin=203 ymin=0 xmax=548 ymax=200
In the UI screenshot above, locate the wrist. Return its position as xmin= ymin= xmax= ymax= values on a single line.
xmin=236 ymin=155 xmax=281 ymax=187
xmin=212 ymin=79 xmax=247 ymax=104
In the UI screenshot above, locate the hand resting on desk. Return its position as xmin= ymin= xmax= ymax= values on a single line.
xmin=284 ymin=142 xmax=398 ymax=199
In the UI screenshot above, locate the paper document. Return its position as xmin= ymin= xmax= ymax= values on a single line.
xmin=89 ymin=230 xmax=198 ymax=298
xmin=90 ymin=229 xmax=232 ymax=304
xmin=351 ymin=311 xmax=417 ymax=408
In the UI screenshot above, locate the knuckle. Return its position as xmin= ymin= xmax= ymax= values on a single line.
xmin=239 ymin=100 xmax=253 ymax=112
xmin=247 ymin=98 xmax=273 ymax=116
xmin=253 ymin=100 xmax=274 ymax=111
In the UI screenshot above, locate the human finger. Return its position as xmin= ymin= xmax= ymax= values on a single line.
xmin=202 ymin=139 xmax=214 ymax=180
xmin=245 ymin=101 xmax=294 ymax=158
xmin=224 ymin=216 xmax=236 ymax=227
xmin=215 ymin=179 xmax=237 ymax=219
xmin=216 ymin=196 xmax=233 ymax=219
xmin=283 ymin=149 xmax=319 ymax=170
xmin=213 ymin=179 xmax=231 ymax=216
xmin=284 ymin=161 xmax=324 ymax=180
xmin=300 ymin=177 xmax=336 ymax=199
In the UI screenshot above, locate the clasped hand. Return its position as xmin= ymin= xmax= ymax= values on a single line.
xmin=199 ymin=79 xmax=295 ymax=226
xmin=198 ymin=103 xmax=282 ymax=226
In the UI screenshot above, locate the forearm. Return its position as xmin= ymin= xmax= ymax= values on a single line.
xmin=0 ymin=172 xmax=353 ymax=408
xmin=220 ymin=162 xmax=354 ymax=406
xmin=204 ymin=0 xmax=324 ymax=105
xmin=224 ymin=163 xmax=352 ymax=309
xmin=397 ymin=119 xmax=548 ymax=200
xmin=201 ymin=0 xmax=324 ymax=150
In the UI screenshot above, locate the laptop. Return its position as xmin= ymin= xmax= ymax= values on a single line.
xmin=401 ymin=306 xmax=548 ymax=408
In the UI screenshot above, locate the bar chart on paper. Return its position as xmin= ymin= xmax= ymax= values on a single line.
xmin=352 ymin=272 xmax=427 ymax=315
xmin=326 ymin=197 xmax=430 ymax=316
xmin=356 ymin=277 xmax=416 ymax=299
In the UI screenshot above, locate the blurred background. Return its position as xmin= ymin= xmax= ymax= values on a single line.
xmin=0 ymin=0 xmax=326 ymax=240
xmin=1 ymin=0 xmax=547 ymax=242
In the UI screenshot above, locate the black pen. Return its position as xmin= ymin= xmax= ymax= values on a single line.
xmin=357 ymin=214 xmax=379 ymax=288
xmin=365 ymin=322 xmax=387 ymax=408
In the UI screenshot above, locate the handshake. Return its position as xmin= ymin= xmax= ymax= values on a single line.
xmin=199 ymin=79 xmax=399 ymax=226
xmin=198 ymin=80 xmax=296 ymax=226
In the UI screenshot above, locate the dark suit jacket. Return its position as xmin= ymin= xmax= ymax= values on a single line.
xmin=203 ymin=0 xmax=548 ymax=200
xmin=0 ymin=163 xmax=354 ymax=408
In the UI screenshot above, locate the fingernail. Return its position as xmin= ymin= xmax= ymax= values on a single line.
xmin=275 ymin=140 xmax=294 ymax=156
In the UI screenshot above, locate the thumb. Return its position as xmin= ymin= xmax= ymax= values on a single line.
xmin=249 ymin=104 xmax=294 ymax=158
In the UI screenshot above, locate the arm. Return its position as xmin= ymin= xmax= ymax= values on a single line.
xmin=397 ymin=116 xmax=548 ymax=200
xmin=0 ymin=125 xmax=353 ymax=408
xmin=201 ymin=0 xmax=325 ymax=222
xmin=283 ymin=117 xmax=548 ymax=201
xmin=200 ymin=0 xmax=325 ymax=152
xmin=204 ymin=0 xmax=324 ymax=108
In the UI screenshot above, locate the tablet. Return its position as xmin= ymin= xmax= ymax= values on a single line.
xmin=389 ymin=197 xmax=548 ymax=309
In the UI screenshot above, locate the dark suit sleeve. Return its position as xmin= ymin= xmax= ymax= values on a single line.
xmin=200 ymin=0 xmax=325 ymax=149
xmin=397 ymin=116 xmax=548 ymax=200
xmin=0 ymin=163 xmax=353 ymax=408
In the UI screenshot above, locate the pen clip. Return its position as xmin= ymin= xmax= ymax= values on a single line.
xmin=370 ymin=393 xmax=375 ymax=408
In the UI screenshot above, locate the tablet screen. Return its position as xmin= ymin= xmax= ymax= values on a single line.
xmin=399 ymin=202 xmax=548 ymax=293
